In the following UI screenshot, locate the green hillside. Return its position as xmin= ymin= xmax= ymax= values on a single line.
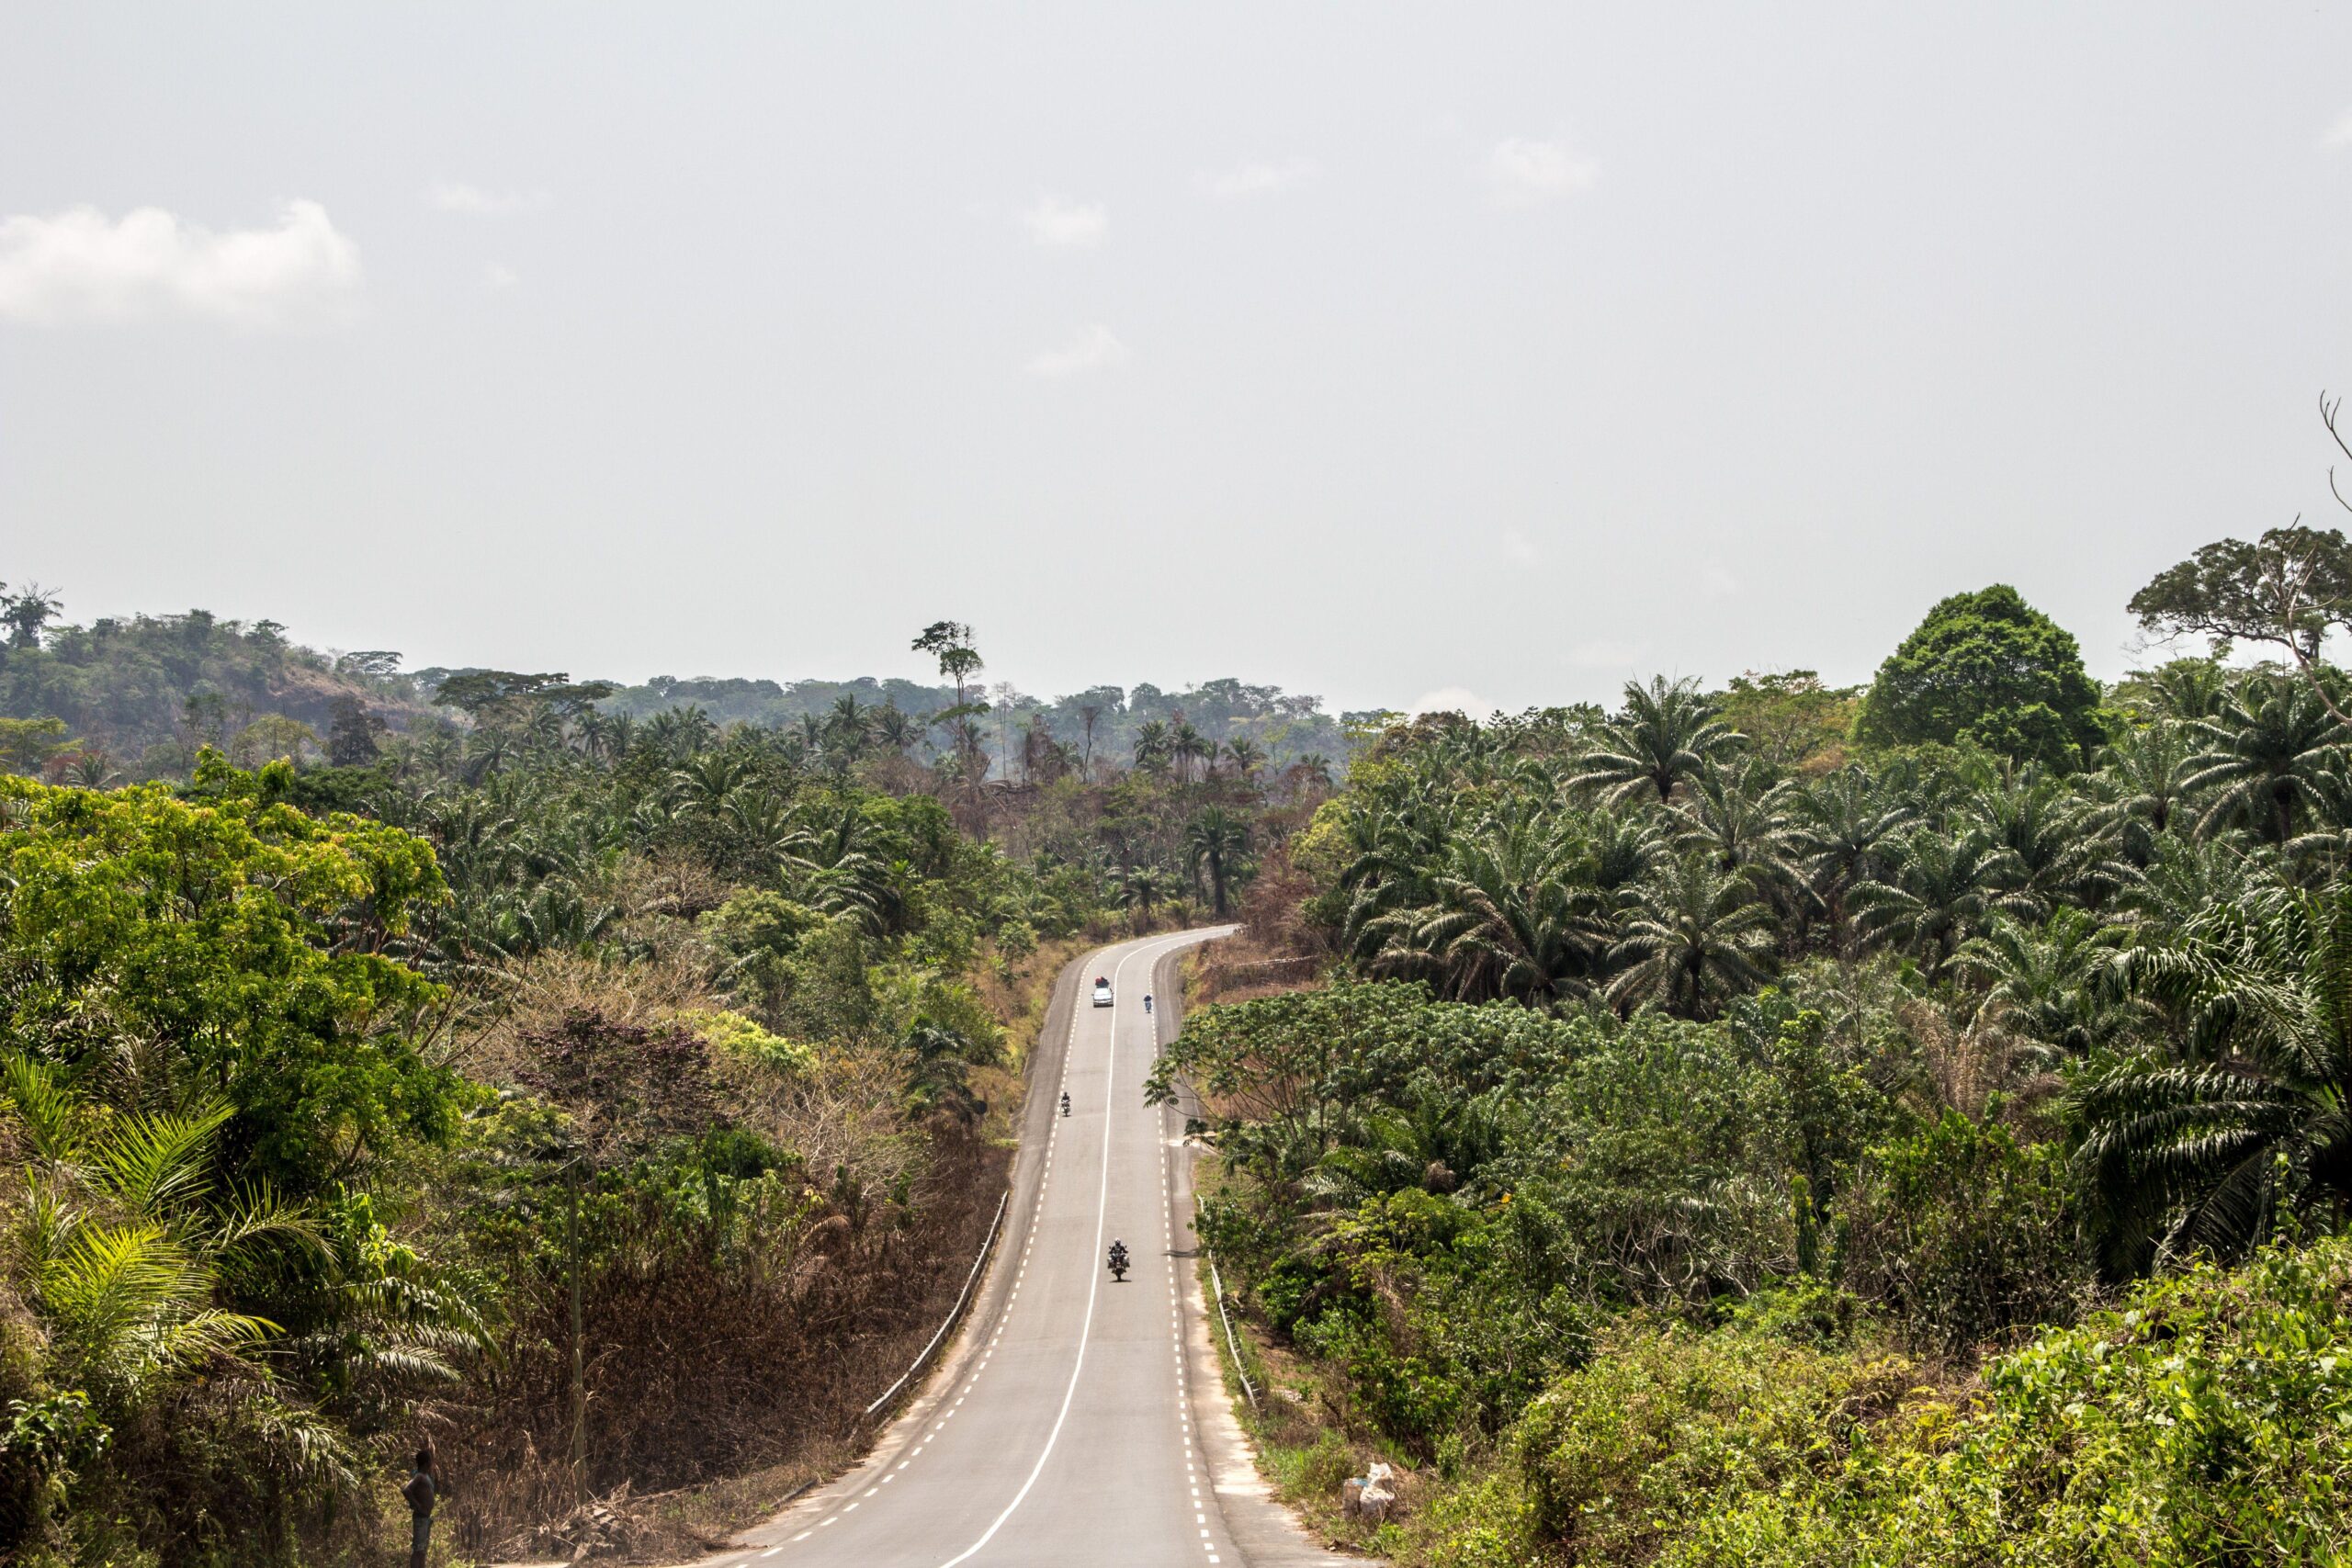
xmin=0 ymin=598 xmax=423 ymax=780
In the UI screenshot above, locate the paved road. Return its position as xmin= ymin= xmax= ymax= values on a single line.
xmin=691 ymin=929 xmax=1344 ymax=1568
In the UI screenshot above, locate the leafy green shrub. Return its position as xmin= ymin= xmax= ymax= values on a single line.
xmin=0 ymin=767 xmax=457 ymax=1196
xmin=1411 ymin=1468 xmax=1550 ymax=1568
xmin=1507 ymin=1322 xmax=1914 ymax=1563
xmin=1293 ymin=1428 xmax=1357 ymax=1498
xmin=1722 ymin=1276 xmax=1866 ymax=1348
xmin=1835 ymin=1110 xmax=2088 ymax=1356
xmin=1674 ymin=1235 xmax=2352 ymax=1566
xmin=678 ymin=1007 xmax=816 ymax=1075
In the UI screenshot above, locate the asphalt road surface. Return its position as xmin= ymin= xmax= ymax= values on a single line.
xmin=693 ymin=929 xmax=1344 ymax=1568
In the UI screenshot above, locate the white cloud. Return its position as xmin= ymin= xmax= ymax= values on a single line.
xmin=0 ymin=200 xmax=361 ymax=326
xmin=1025 ymin=323 xmax=1128 ymax=378
xmin=1408 ymin=686 xmax=1502 ymax=718
xmin=1482 ymin=137 xmax=1599 ymax=206
xmin=1702 ymin=562 xmax=1738 ymax=598
xmin=1194 ymin=158 xmax=1318 ymax=199
xmin=1501 ymin=528 xmax=1542 ymax=565
xmin=1023 ymin=194 xmax=1107 ymax=248
xmin=426 ymin=179 xmax=548 ymax=215
xmin=482 ymin=263 xmax=519 ymax=290
xmin=2325 ymin=110 xmax=2352 ymax=149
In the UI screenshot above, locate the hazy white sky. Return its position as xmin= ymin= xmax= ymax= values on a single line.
xmin=6 ymin=4 xmax=2351 ymax=716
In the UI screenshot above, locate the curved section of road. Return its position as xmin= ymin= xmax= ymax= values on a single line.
xmin=689 ymin=929 xmax=1343 ymax=1568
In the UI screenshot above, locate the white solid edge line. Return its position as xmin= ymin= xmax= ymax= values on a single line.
xmin=933 ymin=931 xmax=1193 ymax=1568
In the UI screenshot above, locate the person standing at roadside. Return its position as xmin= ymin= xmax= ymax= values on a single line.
xmin=402 ymin=1442 xmax=441 ymax=1568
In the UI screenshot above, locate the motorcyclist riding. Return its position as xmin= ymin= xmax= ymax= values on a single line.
xmin=1059 ymin=1091 xmax=1070 ymax=1117
xmin=1144 ymin=993 xmax=1153 ymax=1014
xmin=1107 ymin=1239 xmax=1130 ymax=1280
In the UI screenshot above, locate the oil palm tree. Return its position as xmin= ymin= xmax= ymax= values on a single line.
xmin=2079 ymin=880 xmax=2352 ymax=1269
xmin=1185 ymin=807 xmax=1251 ymax=917
xmin=900 ymin=1023 xmax=987 ymax=1129
xmin=642 ymin=705 xmax=715 ymax=762
xmin=1361 ymin=806 xmax=1611 ymax=1004
xmin=1850 ymin=827 xmax=2027 ymax=978
xmin=825 ymin=694 xmax=872 ymax=758
xmin=2098 ymin=720 xmax=2199 ymax=863
xmin=1133 ymin=719 xmax=1170 ymax=773
xmin=675 ymin=748 xmax=753 ymax=818
xmin=1123 ymin=865 xmax=1166 ymax=931
xmin=61 ymin=750 xmax=124 ymax=789
xmin=1954 ymin=908 xmax=2138 ymax=1056
xmin=3 ymin=1055 xmax=313 ymax=1411
xmin=463 ymin=728 xmax=519 ymax=784
xmin=1785 ymin=765 xmax=1917 ymax=948
xmin=720 ymin=786 xmax=816 ymax=881
xmin=1170 ymin=723 xmax=1211 ymax=785
xmin=1606 ymin=853 xmax=1776 ymax=1018
xmin=2136 ymin=658 xmax=2232 ymax=722
xmin=1580 ymin=805 xmax=1667 ymax=897
xmin=2186 ymin=674 xmax=2349 ymax=845
xmin=1568 ymin=676 xmax=1743 ymax=807
xmin=873 ymin=704 xmax=922 ymax=757
xmin=1970 ymin=764 xmax=2131 ymax=918
xmin=1336 ymin=791 xmax=1454 ymax=966
xmin=1671 ymin=759 xmax=1792 ymax=874
xmin=1306 ymin=1096 xmax=1506 ymax=1207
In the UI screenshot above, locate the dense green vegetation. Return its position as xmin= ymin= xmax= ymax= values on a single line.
xmin=0 ymin=608 xmax=1321 ymax=1565
xmin=1159 ymin=549 xmax=2352 ymax=1562
xmin=18 ymin=489 xmax=2352 ymax=1564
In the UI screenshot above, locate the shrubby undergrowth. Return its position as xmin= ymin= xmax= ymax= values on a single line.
xmin=1407 ymin=1237 xmax=2352 ymax=1567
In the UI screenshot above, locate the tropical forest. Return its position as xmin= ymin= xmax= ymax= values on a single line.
xmin=13 ymin=471 xmax=2352 ymax=1565
xmin=0 ymin=605 xmax=1334 ymax=1562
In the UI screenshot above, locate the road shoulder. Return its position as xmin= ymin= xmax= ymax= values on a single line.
xmin=1155 ymin=939 xmax=1357 ymax=1568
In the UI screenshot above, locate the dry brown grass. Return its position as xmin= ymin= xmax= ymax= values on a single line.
xmin=1191 ymin=847 xmax=1328 ymax=1005
xmin=438 ymin=1132 xmax=1010 ymax=1562
xmin=459 ymin=948 xmax=722 ymax=1082
xmin=425 ymin=926 xmax=1086 ymax=1562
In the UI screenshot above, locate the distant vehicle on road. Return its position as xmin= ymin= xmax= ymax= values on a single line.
xmin=1091 ymin=977 xmax=1114 ymax=1008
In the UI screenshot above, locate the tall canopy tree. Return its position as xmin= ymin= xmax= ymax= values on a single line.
xmin=2128 ymin=393 xmax=2352 ymax=722
xmin=1856 ymin=584 xmax=2105 ymax=770
xmin=0 ymin=759 xmax=455 ymax=1194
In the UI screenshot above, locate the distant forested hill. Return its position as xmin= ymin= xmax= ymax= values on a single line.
xmin=0 ymin=586 xmax=1378 ymax=783
xmin=0 ymin=604 xmax=425 ymax=779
